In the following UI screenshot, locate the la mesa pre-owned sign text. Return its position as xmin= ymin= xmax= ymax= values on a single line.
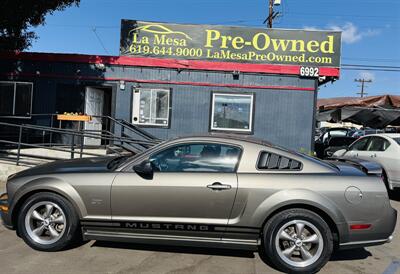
xmin=120 ymin=20 xmax=341 ymax=68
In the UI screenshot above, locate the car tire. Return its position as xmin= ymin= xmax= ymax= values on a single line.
xmin=261 ymin=208 xmax=333 ymax=274
xmin=17 ymin=192 xmax=80 ymax=251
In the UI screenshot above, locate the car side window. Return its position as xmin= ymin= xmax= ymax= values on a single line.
xmin=149 ymin=143 xmax=241 ymax=173
xmin=257 ymin=152 xmax=302 ymax=170
xmin=366 ymin=137 xmax=390 ymax=152
xmin=349 ymin=137 xmax=369 ymax=151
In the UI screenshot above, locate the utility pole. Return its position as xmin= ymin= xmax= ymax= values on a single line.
xmin=268 ymin=0 xmax=273 ymax=28
xmin=354 ymin=78 xmax=372 ymax=98
xmin=264 ymin=0 xmax=281 ymax=28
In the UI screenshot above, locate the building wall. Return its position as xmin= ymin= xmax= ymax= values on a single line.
xmin=107 ymin=66 xmax=316 ymax=151
xmin=0 ymin=57 xmax=317 ymax=151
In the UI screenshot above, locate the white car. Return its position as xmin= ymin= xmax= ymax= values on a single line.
xmin=333 ymin=133 xmax=400 ymax=191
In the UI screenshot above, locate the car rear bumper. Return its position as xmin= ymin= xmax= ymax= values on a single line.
xmin=339 ymin=206 xmax=397 ymax=250
xmin=339 ymin=235 xmax=394 ymax=249
xmin=0 ymin=193 xmax=13 ymax=229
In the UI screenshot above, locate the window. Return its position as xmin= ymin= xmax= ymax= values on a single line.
xmin=322 ymin=129 xmax=349 ymax=143
xmin=257 ymin=152 xmax=302 ymax=170
xmin=149 ymin=143 xmax=241 ymax=172
xmin=328 ymin=137 xmax=355 ymax=147
xmin=393 ymin=138 xmax=400 ymax=145
xmin=349 ymin=137 xmax=369 ymax=151
xmin=211 ymin=93 xmax=254 ymax=133
xmin=366 ymin=137 xmax=390 ymax=151
xmin=0 ymin=82 xmax=33 ymax=117
xmin=132 ymin=88 xmax=170 ymax=127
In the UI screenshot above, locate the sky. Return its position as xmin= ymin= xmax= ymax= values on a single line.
xmin=28 ymin=0 xmax=400 ymax=98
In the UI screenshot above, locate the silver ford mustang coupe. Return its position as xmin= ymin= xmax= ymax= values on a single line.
xmin=0 ymin=135 xmax=397 ymax=273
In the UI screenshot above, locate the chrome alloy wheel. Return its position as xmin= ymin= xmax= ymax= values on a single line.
xmin=24 ymin=201 xmax=66 ymax=245
xmin=275 ymin=220 xmax=324 ymax=268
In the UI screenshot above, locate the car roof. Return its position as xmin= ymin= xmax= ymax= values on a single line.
xmin=120 ymin=133 xmax=338 ymax=173
xmin=169 ymin=134 xmax=318 ymax=161
xmin=170 ymin=133 xmax=275 ymax=147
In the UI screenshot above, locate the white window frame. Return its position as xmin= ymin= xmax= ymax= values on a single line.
xmin=132 ymin=88 xmax=170 ymax=127
xmin=0 ymin=81 xmax=33 ymax=118
xmin=210 ymin=93 xmax=254 ymax=133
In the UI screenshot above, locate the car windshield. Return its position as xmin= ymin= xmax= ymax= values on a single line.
xmin=107 ymin=156 xmax=129 ymax=170
xmin=270 ymin=143 xmax=339 ymax=170
xmin=293 ymin=151 xmax=339 ymax=170
xmin=392 ymin=137 xmax=400 ymax=145
xmin=122 ymin=139 xmax=170 ymax=167
xmin=328 ymin=137 xmax=354 ymax=146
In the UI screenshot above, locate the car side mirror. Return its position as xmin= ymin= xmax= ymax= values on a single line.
xmin=333 ymin=149 xmax=347 ymax=158
xmin=133 ymin=160 xmax=153 ymax=180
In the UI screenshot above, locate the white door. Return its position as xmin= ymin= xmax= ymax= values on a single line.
xmin=343 ymin=136 xmax=370 ymax=159
xmin=362 ymin=136 xmax=391 ymax=161
xmin=84 ymin=87 xmax=104 ymax=146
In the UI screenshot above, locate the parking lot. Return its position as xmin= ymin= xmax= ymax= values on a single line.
xmin=0 ymin=195 xmax=398 ymax=274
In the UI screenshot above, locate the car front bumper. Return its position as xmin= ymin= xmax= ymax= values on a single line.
xmin=0 ymin=193 xmax=13 ymax=229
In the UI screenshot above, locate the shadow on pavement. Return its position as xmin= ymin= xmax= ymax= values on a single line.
xmin=91 ymin=241 xmax=256 ymax=258
xmin=92 ymin=242 xmax=372 ymax=267
xmin=331 ymin=248 xmax=372 ymax=261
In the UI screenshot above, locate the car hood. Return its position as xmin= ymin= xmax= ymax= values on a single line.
xmin=10 ymin=156 xmax=122 ymax=180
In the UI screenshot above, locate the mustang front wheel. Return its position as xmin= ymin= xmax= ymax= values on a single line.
xmin=262 ymin=208 xmax=333 ymax=273
xmin=17 ymin=192 xmax=80 ymax=251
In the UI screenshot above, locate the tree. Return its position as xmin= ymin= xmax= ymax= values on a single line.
xmin=0 ymin=0 xmax=80 ymax=51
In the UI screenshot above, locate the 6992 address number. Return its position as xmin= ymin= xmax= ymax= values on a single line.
xmin=300 ymin=66 xmax=319 ymax=78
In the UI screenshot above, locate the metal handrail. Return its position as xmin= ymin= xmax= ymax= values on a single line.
xmin=0 ymin=112 xmax=162 ymax=165
xmin=3 ymin=122 xmax=158 ymax=146
xmin=91 ymin=115 xmax=159 ymax=141
xmin=0 ymin=120 xmax=158 ymax=165
xmin=29 ymin=113 xmax=160 ymax=142
xmin=0 ymin=139 xmax=105 ymax=157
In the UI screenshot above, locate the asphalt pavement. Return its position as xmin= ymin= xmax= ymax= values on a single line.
xmin=0 ymin=196 xmax=399 ymax=274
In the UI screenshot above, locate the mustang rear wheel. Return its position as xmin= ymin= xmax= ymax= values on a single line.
xmin=17 ymin=192 xmax=80 ymax=251
xmin=262 ymin=209 xmax=333 ymax=273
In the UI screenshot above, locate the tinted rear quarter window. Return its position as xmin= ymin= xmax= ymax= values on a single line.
xmin=258 ymin=152 xmax=302 ymax=170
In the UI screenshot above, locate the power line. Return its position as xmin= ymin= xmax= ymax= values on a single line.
xmin=92 ymin=27 xmax=110 ymax=55
xmin=342 ymin=68 xmax=400 ymax=72
xmin=342 ymin=57 xmax=400 ymax=63
xmin=285 ymin=12 xmax=399 ymax=20
xmin=342 ymin=64 xmax=400 ymax=69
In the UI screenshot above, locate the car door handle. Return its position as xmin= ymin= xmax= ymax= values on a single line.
xmin=370 ymin=153 xmax=377 ymax=158
xmin=207 ymin=182 xmax=232 ymax=191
